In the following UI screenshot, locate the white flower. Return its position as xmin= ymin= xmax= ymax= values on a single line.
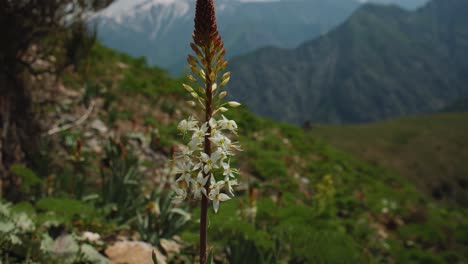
xmin=209 ymin=176 xmax=225 ymax=192
xmin=224 ymin=179 xmax=238 ymax=197
xmin=209 ymin=118 xmax=217 ymax=129
xmin=176 ymin=160 xmax=193 ymax=185
xmin=228 ymin=142 xmax=242 ymax=151
xmin=177 ymin=117 xmax=198 ymax=133
xmin=213 ymin=149 xmax=228 ymax=166
xmin=200 ymin=152 xmax=220 ymax=173
xmin=192 ymin=172 xmax=208 ymax=199
xmin=176 ymin=145 xmax=194 ymax=160
xmin=209 ymin=188 xmax=231 ymax=213
xmin=222 ymin=162 xmax=238 ymax=179
xmin=189 ymin=123 xmax=208 ymax=147
xmin=218 ymin=115 xmax=238 ymax=133
xmin=173 ymin=187 xmax=187 ymax=203
xmin=210 ymin=131 xmax=231 ymax=151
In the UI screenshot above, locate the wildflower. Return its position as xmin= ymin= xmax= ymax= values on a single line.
xmin=192 ymin=172 xmax=209 ymax=199
xmin=174 ymin=0 xmax=241 ymax=261
xmin=176 ymin=160 xmax=193 ymax=185
xmin=210 ymin=131 xmax=231 ymax=151
xmin=222 ymin=162 xmax=238 ymax=179
xmin=224 ymin=179 xmax=238 ymax=197
xmin=209 ymin=188 xmax=231 ymax=213
xmin=177 ymin=116 xmax=198 ymax=133
xmin=173 ymin=186 xmax=188 ymax=204
xmin=189 ymin=123 xmax=208 ymax=148
xmin=200 ymin=152 xmax=220 ymax=173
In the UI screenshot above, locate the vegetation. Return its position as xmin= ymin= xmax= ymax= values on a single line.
xmin=1 ymin=15 xmax=467 ymax=263
xmin=312 ymin=112 xmax=468 ymax=206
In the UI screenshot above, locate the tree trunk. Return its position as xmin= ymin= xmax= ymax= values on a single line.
xmin=0 ymin=71 xmax=40 ymax=200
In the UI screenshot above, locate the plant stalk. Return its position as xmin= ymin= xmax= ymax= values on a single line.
xmin=200 ymin=45 xmax=213 ymax=264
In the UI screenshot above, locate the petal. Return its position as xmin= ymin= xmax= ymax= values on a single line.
xmin=213 ymin=200 xmax=219 ymax=213
xmin=200 ymin=152 xmax=209 ymax=161
xmin=218 ymin=193 xmax=231 ymax=202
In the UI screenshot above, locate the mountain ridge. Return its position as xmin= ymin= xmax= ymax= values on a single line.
xmin=227 ymin=0 xmax=468 ymax=124
xmin=94 ymin=0 xmax=362 ymax=74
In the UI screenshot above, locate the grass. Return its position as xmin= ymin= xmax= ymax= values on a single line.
xmin=312 ymin=112 xmax=468 ymax=206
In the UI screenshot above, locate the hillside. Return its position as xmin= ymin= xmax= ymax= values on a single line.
xmin=1 ymin=44 xmax=467 ymax=263
xmin=311 ymin=113 xmax=468 ymax=206
xmin=228 ymin=0 xmax=468 ymax=124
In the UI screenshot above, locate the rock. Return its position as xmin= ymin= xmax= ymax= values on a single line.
xmin=91 ymin=119 xmax=109 ymax=134
xmin=159 ymin=238 xmax=181 ymax=254
xmin=105 ymin=241 xmax=166 ymax=264
xmin=81 ymin=244 xmax=111 ymax=264
xmin=51 ymin=234 xmax=79 ymax=261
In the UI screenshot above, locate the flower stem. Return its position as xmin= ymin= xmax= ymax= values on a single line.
xmin=200 ymin=45 xmax=213 ymax=264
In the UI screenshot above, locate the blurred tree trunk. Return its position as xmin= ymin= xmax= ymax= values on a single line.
xmin=0 ymin=0 xmax=114 ymax=199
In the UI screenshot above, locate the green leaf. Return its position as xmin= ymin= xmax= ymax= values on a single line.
xmin=152 ymin=250 xmax=159 ymax=264
xmin=208 ymin=250 xmax=214 ymax=264
xmin=10 ymin=164 xmax=41 ymax=188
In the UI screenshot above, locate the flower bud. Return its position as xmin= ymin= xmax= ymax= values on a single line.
xmin=218 ymin=91 xmax=227 ymax=99
xmin=183 ymin=84 xmax=194 ymax=92
xmin=227 ymin=101 xmax=241 ymax=107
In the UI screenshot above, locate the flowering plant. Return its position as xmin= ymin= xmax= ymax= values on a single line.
xmin=172 ymin=0 xmax=241 ymax=262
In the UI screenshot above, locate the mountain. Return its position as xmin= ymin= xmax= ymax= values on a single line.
xmin=94 ymin=0 xmax=363 ymax=74
xmin=359 ymin=0 xmax=429 ymax=10
xmin=227 ymin=0 xmax=468 ymax=124
xmin=94 ymin=0 xmax=430 ymax=75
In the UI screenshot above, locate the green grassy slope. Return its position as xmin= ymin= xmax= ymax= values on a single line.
xmin=5 ymin=44 xmax=466 ymax=263
xmin=80 ymin=45 xmax=467 ymax=263
xmin=312 ymin=113 xmax=468 ymax=206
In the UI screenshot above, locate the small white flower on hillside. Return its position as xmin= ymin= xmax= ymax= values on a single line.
xmin=192 ymin=172 xmax=209 ymax=199
xmin=200 ymin=152 xmax=220 ymax=173
xmin=224 ymin=179 xmax=238 ymax=197
xmin=189 ymin=123 xmax=208 ymax=148
xmin=176 ymin=160 xmax=193 ymax=185
xmin=177 ymin=117 xmax=198 ymax=133
xmin=210 ymin=131 xmax=231 ymax=151
xmin=209 ymin=118 xmax=217 ymax=129
xmin=222 ymin=162 xmax=238 ymax=179
xmin=176 ymin=145 xmax=195 ymax=160
xmin=218 ymin=115 xmax=238 ymax=133
xmin=209 ymin=187 xmax=231 ymax=213
xmin=173 ymin=187 xmax=188 ymax=203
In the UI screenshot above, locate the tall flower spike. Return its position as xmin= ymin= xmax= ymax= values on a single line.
xmin=175 ymin=0 xmax=241 ymax=263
